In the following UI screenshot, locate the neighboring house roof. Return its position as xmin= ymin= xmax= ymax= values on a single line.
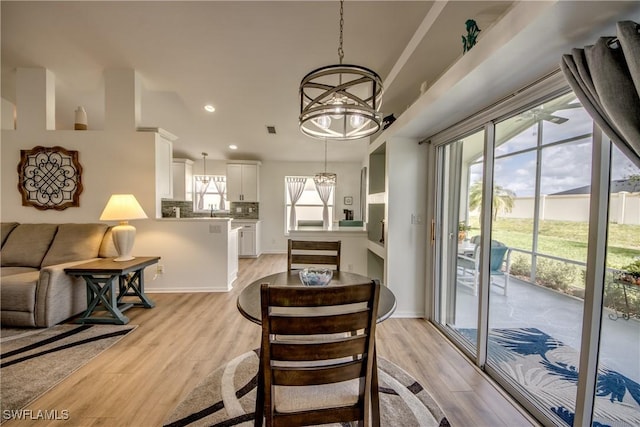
xmin=551 ymin=179 xmax=640 ymax=196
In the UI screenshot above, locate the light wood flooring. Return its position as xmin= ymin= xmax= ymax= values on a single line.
xmin=5 ymin=255 xmax=539 ymax=426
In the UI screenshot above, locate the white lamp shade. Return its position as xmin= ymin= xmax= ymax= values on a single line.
xmin=100 ymin=194 xmax=148 ymax=221
xmin=100 ymin=194 xmax=147 ymax=262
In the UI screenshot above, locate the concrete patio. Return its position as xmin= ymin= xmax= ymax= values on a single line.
xmin=451 ymin=275 xmax=640 ymax=381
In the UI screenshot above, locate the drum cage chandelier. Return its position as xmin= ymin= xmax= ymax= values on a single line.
xmin=299 ymin=0 xmax=383 ymax=140
xmin=314 ymin=139 xmax=337 ymax=185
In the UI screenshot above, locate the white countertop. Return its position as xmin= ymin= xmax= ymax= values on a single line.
xmin=156 ymin=217 xmax=233 ymax=221
xmin=289 ymin=226 xmax=367 ymax=234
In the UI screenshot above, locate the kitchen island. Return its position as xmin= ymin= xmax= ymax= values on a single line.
xmin=135 ymin=218 xmax=238 ymax=292
xmin=288 ymin=226 xmax=367 ymax=275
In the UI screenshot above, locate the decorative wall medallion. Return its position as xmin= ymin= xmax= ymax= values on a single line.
xmin=17 ymin=146 xmax=83 ymax=210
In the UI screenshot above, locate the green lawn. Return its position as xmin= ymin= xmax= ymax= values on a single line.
xmin=467 ymin=217 xmax=640 ymax=270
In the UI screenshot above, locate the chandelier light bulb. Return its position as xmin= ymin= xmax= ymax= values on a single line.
xmin=350 ymin=114 xmax=365 ymax=128
xmin=329 ymin=95 xmax=347 ymax=119
xmin=315 ymin=115 xmax=332 ymax=129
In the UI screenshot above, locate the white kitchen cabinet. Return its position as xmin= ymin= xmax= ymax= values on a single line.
xmin=155 ymin=133 xmax=174 ymax=200
xmin=227 ymin=162 xmax=260 ymax=202
xmin=144 ymin=127 xmax=177 ymax=218
xmin=172 ymin=158 xmax=193 ymax=201
xmin=236 ymin=220 xmax=261 ymax=258
xmin=228 ymin=227 xmax=239 ymax=284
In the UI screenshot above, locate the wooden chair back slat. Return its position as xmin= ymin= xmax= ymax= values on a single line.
xmin=269 ymin=311 xmax=370 ymax=335
xmin=273 ymin=406 xmax=360 ymax=427
xmin=273 ymin=361 xmax=365 ymax=386
xmin=268 ymin=283 xmax=373 ymax=307
xmin=271 ymin=336 xmax=367 ymax=361
xmin=287 ymin=239 xmax=341 ymax=271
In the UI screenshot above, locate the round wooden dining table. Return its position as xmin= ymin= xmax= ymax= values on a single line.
xmin=236 ymin=270 xmax=397 ymax=325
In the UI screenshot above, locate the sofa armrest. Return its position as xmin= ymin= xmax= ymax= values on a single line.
xmin=35 ymin=258 xmax=101 ymax=327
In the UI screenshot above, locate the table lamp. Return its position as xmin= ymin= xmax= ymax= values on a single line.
xmin=99 ymin=194 xmax=148 ymax=261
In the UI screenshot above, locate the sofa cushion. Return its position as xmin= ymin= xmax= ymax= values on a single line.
xmin=1 ymin=222 xmax=19 ymax=247
xmin=1 ymin=224 xmax=58 ymax=268
xmin=41 ymin=223 xmax=109 ymax=267
xmin=1 ymin=266 xmax=39 ymax=277
xmin=0 ymin=271 xmax=39 ymax=313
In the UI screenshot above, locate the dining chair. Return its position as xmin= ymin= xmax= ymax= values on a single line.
xmin=255 ymin=280 xmax=381 ymax=427
xmin=287 ymin=239 xmax=341 ymax=271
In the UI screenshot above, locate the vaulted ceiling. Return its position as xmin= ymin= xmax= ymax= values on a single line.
xmin=2 ymin=1 xmax=639 ymax=163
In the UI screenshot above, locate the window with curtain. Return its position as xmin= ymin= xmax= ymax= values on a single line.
xmin=284 ymin=176 xmax=334 ymax=230
xmin=193 ymin=175 xmax=228 ymax=212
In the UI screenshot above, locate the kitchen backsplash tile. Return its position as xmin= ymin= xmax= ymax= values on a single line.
xmin=230 ymin=202 xmax=259 ymax=219
xmin=161 ymin=200 xmax=258 ymax=219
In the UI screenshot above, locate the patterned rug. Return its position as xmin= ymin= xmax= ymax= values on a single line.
xmin=0 ymin=324 xmax=136 ymax=420
xmin=164 ymin=350 xmax=450 ymax=426
xmin=459 ymin=328 xmax=640 ymax=426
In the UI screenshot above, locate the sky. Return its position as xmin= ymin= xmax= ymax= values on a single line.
xmin=467 ymin=102 xmax=639 ymax=198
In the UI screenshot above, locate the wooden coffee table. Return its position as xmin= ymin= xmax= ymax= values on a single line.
xmin=65 ymin=256 xmax=159 ymax=324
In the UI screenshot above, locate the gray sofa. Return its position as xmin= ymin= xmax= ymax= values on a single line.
xmin=0 ymin=222 xmax=116 ymax=327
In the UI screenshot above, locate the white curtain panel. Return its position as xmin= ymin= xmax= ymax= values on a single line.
xmin=213 ymin=177 xmax=227 ymax=211
xmin=286 ymin=177 xmax=307 ymax=230
xmin=315 ymin=181 xmax=334 ymax=229
xmin=197 ymin=180 xmax=211 ymax=211
xmin=561 ymin=20 xmax=640 ymax=167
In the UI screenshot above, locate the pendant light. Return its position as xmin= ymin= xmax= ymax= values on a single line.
xmin=198 ymin=152 xmax=210 ymax=185
xmin=299 ymin=0 xmax=383 ymax=140
xmin=314 ymin=140 xmax=337 ymax=186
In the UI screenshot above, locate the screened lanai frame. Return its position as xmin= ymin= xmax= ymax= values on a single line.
xmin=423 ymin=69 xmax=624 ymax=426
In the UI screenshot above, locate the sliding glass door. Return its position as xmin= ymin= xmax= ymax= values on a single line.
xmin=434 ymin=129 xmax=484 ymax=354
xmin=431 ymin=85 xmax=640 ymax=425
xmin=594 ymin=145 xmax=640 ymax=426
xmin=486 ymin=95 xmax=591 ymax=423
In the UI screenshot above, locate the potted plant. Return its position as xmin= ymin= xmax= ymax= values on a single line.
xmin=617 ymin=260 xmax=640 ymax=286
xmin=458 ymin=222 xmax=472 ymax=242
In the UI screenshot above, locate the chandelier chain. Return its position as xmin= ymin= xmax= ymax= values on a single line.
xmin=338 ymin=0 xmax=344 ymax=64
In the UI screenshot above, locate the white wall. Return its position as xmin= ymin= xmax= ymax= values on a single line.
xmin=386 ymin=136 xmax=427 ymax=318
xmin=259 ymin=161 xmax=363 ymax=254
xmin=504 ymin=193 xmax=640 ymax=225
xmin=1 ymin=129 xmax=157 ymax=222
xmin=1 ymin=68 xmax=236 ymax=292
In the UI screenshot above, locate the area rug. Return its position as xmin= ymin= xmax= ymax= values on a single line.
xmin=0 ymin=324 xmax=136 ymax=419
xmin=459 ymin=328 xmax=640 ymax=426
xmin=164 ymin=350 xmax=450 ymax=427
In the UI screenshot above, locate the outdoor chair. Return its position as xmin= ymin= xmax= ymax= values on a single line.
xmin=457 ymin=239 xmax=510 ymax=296
xmin=255 ymin=281 xmax=381 ymax=427
xmin=287 ymin=239 xmax=341 ymax=271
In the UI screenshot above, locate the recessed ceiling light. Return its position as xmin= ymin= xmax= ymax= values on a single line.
xmin=229 ymin=145 xmax=238 ymax=150
xmin=204 ymin=105 xmax=215 ymax=113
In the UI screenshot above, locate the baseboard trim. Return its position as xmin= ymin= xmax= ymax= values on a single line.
xmin=146 ymin=286 xmax=231 ymax=293
xmin=259 ymin=249 xmax=287 ymax=255
xmin=391 ymin=311 xmax=425 ymax=318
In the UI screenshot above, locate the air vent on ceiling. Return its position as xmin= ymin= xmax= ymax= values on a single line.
xmin=266 ymin=125 xmax=276 ymax=134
